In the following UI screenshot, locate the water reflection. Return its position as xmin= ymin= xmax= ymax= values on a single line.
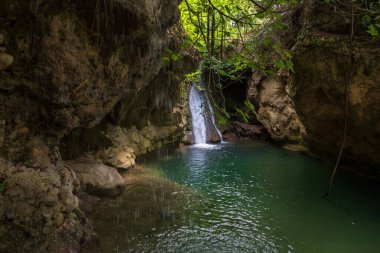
xmin=84 ymin=142 xmax=380 ymax=253
xmin=185 ymin=146 xmax=211 ymax=180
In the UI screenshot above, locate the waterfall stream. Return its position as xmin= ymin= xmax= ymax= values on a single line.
xmin=189 ymin=79 xmax=223 ymax=145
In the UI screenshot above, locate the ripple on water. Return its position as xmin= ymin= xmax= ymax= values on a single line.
xmin=84 ymin=142 xmax=380 ymax=253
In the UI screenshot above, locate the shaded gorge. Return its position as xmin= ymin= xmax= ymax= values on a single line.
xmin=83 ymin=142 xmax=380 ymax=253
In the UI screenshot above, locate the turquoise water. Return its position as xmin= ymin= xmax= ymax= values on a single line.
xmin=85 ymin=142 xmax=380 ymax=253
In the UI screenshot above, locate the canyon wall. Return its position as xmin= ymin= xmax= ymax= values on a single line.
xmin=289 ymin=2 xmax=380 ymax=177
xmin=0 ymin=0 xmax=194 ymax=252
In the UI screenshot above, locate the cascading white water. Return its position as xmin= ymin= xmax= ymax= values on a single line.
xmin=189 ymin=79 xmax=223 ymax=145
xmin=205 ymin=91 xmax=223 ymax=142
xmin=189 ymin=85 xmax=208 ymax=144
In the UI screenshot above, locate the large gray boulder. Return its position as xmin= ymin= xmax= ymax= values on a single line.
xmin=69 ymin=162 xmax=125 ymax=197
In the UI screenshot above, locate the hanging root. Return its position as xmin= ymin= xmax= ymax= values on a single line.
xmin=324 ymin=1 xmax=354 ymax=197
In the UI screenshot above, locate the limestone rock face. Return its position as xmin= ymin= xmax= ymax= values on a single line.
xmin=0 ymin=0 xmax=181 ymax=160
xmin=248 ymin=75 xmax=306 ymax=143
xmin=290 ymin=43 xmax=380 ymax=175
xmin=0 ymin=0 xmax=186 ymax=251
xmin=286 ymin=1 xmax=380 ymax=176
xmin=96 ymin=123 xmax=182 ymax=168
xmin=0 ymin=159 xmax=93 ymax=253
xmin=69 ymin=162 xmax=125 ymax=197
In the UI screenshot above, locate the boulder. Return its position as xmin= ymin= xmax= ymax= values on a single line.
xmin=181 ymin=131 xmax=194 ymax=145
xmin=222 ymin=131 xmax=239 ymax=142
xmin=69 ymin=162 xmax=125 ymax=197
xmin=141 ymin=124 xmax=157 ymax=140
xmin=0 ymin=0 xmax=182 ymax=160
xmin=102 ymin=148 xmax=136 ymax=171
xmin=232 ymin=121 xmax=269 ymax=140
xmin=208 ymin=131 xmax=221 ymax=143
xmin=249 ymin=77 xmax=306 ymax=142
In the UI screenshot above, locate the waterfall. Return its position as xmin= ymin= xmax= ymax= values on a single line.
xmin=189 ymin=85 xmax=207 ymax=144
xmin=189 ymin=78 xmax=223 ymax=145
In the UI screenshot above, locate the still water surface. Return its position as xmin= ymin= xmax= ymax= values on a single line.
xmin=85 ymin=142 xmax=380 ymax=253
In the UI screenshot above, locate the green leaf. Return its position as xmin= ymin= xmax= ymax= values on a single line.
xmin=256 ymin=12 xmax=266 ymax=19
xmin=244 ymin=100 xmax=258 ymax=116
xmin=217 ymin=69 xmax=229 ymax=76
xmin=162 ymin=56 xmax=170 ymax=66
xmin=235 ymin=107 xmax=249 ymax=123
xmin=171 ymin=54 xmax=180 ymax=61
xmin=263 ymin=37 xmax=271 ymax=46
xmin=195 ymin=84 xmax=205 ymax=90
xmin=225 ymin=5 xmax=231 ymax=14
xmin=367 ymin=24 xmax=379 ymax=37
xmin=275 ymin=60 xmax=286 ymax=69
xmin=185 ymin=70 xmax=200 ymax=83
xmin=217 ymin=113 xmax=227 ymax=125
xmin=286 ymin=60 xmax=294 ymax=73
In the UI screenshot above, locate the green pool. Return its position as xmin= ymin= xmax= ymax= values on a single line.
xmin=85 ymin=142 xmax=380 ymax=253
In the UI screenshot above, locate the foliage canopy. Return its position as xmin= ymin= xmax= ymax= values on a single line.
xmin=178 ymin=0 xmax=380 ymax=124
xmin=179 ymin=0 xmax=296 ymax=74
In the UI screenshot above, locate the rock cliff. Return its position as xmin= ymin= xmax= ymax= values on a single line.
xmin=289 ymin=2 xmax=380 ymax=177
xmin=247 ymin=72 xmax=306 ymax=143
xmin=0 ymin=0 xmax=193 ymax=252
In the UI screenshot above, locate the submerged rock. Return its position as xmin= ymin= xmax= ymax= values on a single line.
xmin=282 ymin=143 xmax=309 ymax=153
xmin=83 ymin=168 xmax=204 ymax=253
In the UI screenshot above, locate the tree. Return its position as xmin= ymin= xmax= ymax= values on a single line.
xmin=179 ymin=0 xmax=297 ymax=124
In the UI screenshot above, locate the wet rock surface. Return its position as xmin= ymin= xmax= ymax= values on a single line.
xmin=95 ymin=123 xmax=183 ymax=170
xmin=0 ymin=0 xmax=182 ymax=160
xmin=0 ymin=0 xmax=188 ymax=252
xmin=68 ymin=161 xmax=125 ymax=197
xmin=291 ymin=43 xmax=380 ymax=176
xmin=289 ymin=2 xmax=380 ymax=176
xmin=222 ymin=131 xmax=239 ymax=142
xmin=0 ymin=158 xmax=93 ymax=253
xmin=182 ymin=130 xmax=195 ymax=145
xmin=231 ymin=121 xmax=269 ymax=140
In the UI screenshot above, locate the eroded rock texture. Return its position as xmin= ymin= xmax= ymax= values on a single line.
xmin=289 ymin=2 xmax=380 ymax=176
xmin=0 ymin=0 xmax=181 ymax=160
xmin=248 ymin=73 xmax=306 ymax=143
xmin=0 ymin=0 xmax=191 ymax=251
xmin=0 ymin=159 xmax=93 ymax=253
xmin=291 ymin=43 xmax=380 ymax=175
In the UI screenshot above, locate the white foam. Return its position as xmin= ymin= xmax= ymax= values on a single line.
xmin=191 ymin=144 xmax=221 ymax=149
